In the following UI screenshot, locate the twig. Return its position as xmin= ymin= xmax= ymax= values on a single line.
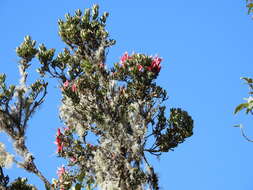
xmin=239 ymin=125 xmax=253 ymax=142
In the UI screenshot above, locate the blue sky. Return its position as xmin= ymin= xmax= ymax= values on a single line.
xmin=1 ymin=0 xmax=253 ymax=189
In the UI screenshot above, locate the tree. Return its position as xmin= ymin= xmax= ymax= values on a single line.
xmin=0 ymin=4 xmax=194 ymax=190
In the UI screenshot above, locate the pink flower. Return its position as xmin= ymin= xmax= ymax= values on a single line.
xmin=55 ymin=128 xmax=63 ymax=153
xmin=57 ymin=166 xmax=66 ymax=178
xmin=148 ymin=57 xmax=162 ymax=73
xmin=55 ymin=136 xmax=63 ymax=153
xmin=147 ymin=66 xmax=152 ymax=71
xmin=99 ymin=63 xmax=105 ymax=69
xmin=63 ymin=80 xmax=69 ymax=88
xmin=152 ymin=57 xmax=162 ymax=66
xmin=120 ymin=52 xmax=130 ymax=63
xmin=71 ymin=84 xmax=77 ymax=92
xmin=57 ymin=128 xmax=62 ymax=136
xmin=70 ymin=157 xmax=77 ymax=162
xmin=137 ymin=64 xmax=143 ymax=71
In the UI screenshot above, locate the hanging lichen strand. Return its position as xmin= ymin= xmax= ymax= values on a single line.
xmin=0 ymin=4 xmax=193 ymax=190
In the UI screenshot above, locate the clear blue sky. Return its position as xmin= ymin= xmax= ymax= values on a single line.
xmin=0 ymin=0 xmax=253 ymax=189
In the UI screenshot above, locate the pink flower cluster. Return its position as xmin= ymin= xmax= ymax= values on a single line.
xmin=57 ymin=166 xmax=66 ymax=178
xmin=147 ymin=57 xmax=162 ymax=73
xmin=137 ymin=64 xmax=143 ymax=71
xmin=120 ymin=52 xmax=131 ymax=63
xmin=63 ymin=80 xmax=77 ymax=92
xmin=57 ymin=166 xmax=66 ymax=190
xmin=70 ymin=157 xmax=77 ymax=162
xmin=55 ymin=128 xmax=63 ymax=153
xmin=120 ymin=52 xmax=162 ymax=73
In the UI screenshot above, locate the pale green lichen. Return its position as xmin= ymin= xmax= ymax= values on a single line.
xmin=0 ymin=142 xmax=13 ymax=168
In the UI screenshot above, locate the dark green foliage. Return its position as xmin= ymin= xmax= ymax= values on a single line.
xmin=148 ymin=108 xmax=193 ymax=155
xmin=157 ymin=108 xmax=193 ymax=152
xmin=0 ymin=167 xmax=36 ymax=190
xmin=35 ymin=5 xmax=115 ymax=81
xmin=8 ymin=178 xmax=36 ymax=190
xmin=247 ymin=0 xmax=253 ymax=14
xmin=16 ymin=36 xmax=38 ymax=64
xmin=0 ymin=167 xmax=9 ymax=188
xmin=234 ymin=77 xmax=253 ymax=115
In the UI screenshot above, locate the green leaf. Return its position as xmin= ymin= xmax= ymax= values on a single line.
xmin=247 ymin=2 xmax=253 ymax=8
xmin=234 ymin=103 xmax=249 ymax=114
xmin=45 ymin=184 xmax=50 ymax=190
xmin=241 ymin=77 xmax=253 ymax=84
xmin=74 ymin=183 xmax=82 ymax=190
xmin=247 ymin=3 xmax=253 ymax=14
xmin=77 ymin=172 xmax=85 ymax=183
xmin=80 ymin=59 xmax=92 ymax=72
xmin=233 ymin=124 xmax=242 ymax=128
